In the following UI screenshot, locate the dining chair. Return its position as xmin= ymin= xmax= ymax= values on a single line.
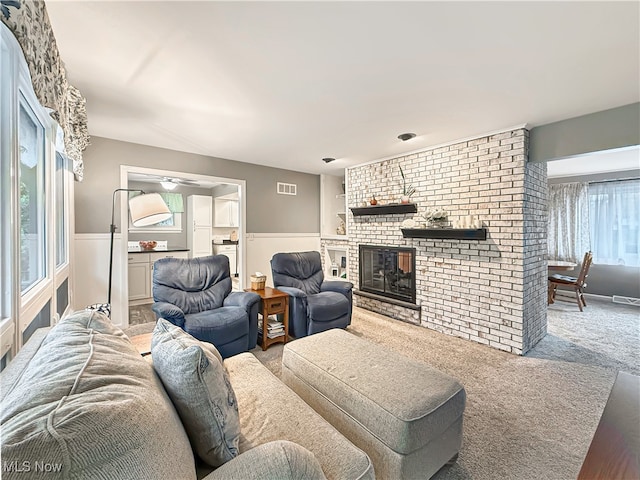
xmin=548 ymin=251 xmax=593 ymax=311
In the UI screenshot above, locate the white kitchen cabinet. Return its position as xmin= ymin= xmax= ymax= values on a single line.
xmin=213 ymin=244 xmax=238 ymax=276
xmin=187 ymin=195 xmax=213 ymax=258
xmin=128 ymin=253 xmax=151 ymax=301
xmin=128 ymin=251 xmax=189 ymax=305
xmin=214 ymin=198 xmax=239 ymax=227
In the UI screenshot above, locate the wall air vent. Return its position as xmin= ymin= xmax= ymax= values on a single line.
xmin=277 ymin=182 xmax=297 ymax=196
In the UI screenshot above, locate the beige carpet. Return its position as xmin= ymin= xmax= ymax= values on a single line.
xmin=125 ymin=296 xmax=639 ymax=479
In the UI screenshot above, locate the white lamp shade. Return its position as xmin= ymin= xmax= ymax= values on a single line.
xmin=128 ymin=193 xmax=172 ymax=227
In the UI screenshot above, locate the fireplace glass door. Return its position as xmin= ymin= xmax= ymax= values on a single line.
xmin=359 ymin=245 xmax=416 ymax=303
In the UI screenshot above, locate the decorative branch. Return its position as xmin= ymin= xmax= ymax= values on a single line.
xmin=399 ymin=166 xmax=416 ymax=197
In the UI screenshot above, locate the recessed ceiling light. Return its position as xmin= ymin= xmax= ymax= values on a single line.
xmin=398 ymin=133 xmax=416 ymax=141
xmin=322 ymin=157 xmax=336 ymax=163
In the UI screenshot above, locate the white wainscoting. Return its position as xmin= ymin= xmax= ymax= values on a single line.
xmin=74 ymin=233 xmax=319 ymax=328
xmin=73 ymin=234 xmax=127 ymax=328
xmin=245 ymin=233 xmax=320 ymax=289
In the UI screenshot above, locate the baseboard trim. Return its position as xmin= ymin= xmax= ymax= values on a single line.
xmin=583 ymin=293 xmax=612 ymax=301
xmin=612 ymin=295 xmax=640 ymax=306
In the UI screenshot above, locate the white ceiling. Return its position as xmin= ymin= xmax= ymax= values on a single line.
xmin=45 ymin=1 xmax=640 ymax=175
xmin=547 ymin=146 xmax=640 ymax=179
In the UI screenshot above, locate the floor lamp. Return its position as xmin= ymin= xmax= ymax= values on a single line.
xmin=89 ymin=189 xmax=172 ymax=317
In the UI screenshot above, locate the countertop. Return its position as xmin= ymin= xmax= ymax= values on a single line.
xmin=128 ymin=248 xmax=190 ymax=253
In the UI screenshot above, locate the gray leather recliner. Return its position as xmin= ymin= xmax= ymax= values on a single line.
xmin=271 ymin=251 xmax=353 ymax=338
xmin=152 ymin=255 xmax=260 ymax=358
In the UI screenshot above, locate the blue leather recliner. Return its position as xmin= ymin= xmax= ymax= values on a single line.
xmin=151 ymin=255 xmax=260 ymax=358
xmin=270 ymin=251 xmax=353 ymax=338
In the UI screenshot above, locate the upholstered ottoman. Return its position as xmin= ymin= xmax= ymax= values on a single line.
xmin=281 ymin=329 xmax=466 ymax=480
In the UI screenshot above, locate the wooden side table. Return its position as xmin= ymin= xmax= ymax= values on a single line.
xmin=244 ymin=286 xmax=289 ymax=350
xmin=578 ymin=371 xmax=640 ymax=479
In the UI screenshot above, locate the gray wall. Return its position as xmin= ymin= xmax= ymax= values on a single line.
xmin=530 ymin=103 xmax=640 ymax=163
xmin=533 ymin=104 xmax=640 ymax=299
xmin=553 ymin=263 xmax=639 ymax=300
xmin=549 ymin=170 xmax=640 ymax=299
xmin=75 ymin=137 xmax=320 ymax=234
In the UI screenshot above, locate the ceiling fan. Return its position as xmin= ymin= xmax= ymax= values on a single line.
xmin=142 ymin=175 xmax=199 ymax=191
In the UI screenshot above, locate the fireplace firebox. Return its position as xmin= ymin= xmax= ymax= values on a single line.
xmin=359 ymin=245 xmax=416 ymax=304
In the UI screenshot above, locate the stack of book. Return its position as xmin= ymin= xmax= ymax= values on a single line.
xmin=258 ymin=317 xmax=285 ymax=339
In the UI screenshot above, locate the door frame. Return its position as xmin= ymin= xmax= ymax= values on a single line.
xmin=118 ymin=165 xmax=247 ymax=328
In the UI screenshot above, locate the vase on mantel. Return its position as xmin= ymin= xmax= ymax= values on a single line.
xmin=428 ymin=219 xmax=449 ymax=228
xmin=400 ymin=195 xmax=411 ymax=204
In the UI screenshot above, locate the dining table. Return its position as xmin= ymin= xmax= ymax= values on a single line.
xmin=548 ymin=260 xmax=577 ymax=271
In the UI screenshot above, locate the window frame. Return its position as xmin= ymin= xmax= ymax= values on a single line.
xmin=0 ymin=23 xmax=14 ymax=336
xmin=55 ymin=151 xmax=70 ymax=269
xmin=1 ymin=23 xmax=73 ymax=362
xmin=17 ymin=88 xmax=49 ymax=297
xmin=17 ymin=80 xmax=56 ymax=341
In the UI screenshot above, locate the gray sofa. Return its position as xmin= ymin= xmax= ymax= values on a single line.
xmin=0 ymin=310 xmax=374 ymax=480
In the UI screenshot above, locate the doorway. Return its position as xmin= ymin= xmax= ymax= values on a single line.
xmin=118 ymin=166 xmax=246 ymax=328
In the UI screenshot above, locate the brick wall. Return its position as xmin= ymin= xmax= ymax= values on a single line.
xmin=346 ymin=128 xmax=547 ymax=354
xmin=522 ymin=155 xmax=548 ymax=351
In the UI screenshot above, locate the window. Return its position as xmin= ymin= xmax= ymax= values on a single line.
xmin=548 ymin=179 xmax=640 ymax=267
xmin=18 ymin=97 xmax=47 ymax=294
xmin=55 ymin=152 xmax=68 ymax=267
xmin=1 ymin=23 xmax=72 ymax=368
xmin=547 ymin=182 xmax=591 ymax=262
xmin=589 ymin=180 xmax=640 ymax=267
xmin=0 ymin=30 xmax=11 ymax=325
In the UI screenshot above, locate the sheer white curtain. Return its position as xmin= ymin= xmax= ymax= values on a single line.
xmin=589 ymin=180 xmax=640 ymax=266
xmin=548 ymin=182 xmax=590 ymax=262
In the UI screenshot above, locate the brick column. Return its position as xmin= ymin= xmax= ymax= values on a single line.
xmin=346 ymin=128 xmax=547 ymax=354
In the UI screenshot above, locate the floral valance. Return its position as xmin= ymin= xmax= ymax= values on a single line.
xmin=1 ymin=0 xmax=89 ymax=180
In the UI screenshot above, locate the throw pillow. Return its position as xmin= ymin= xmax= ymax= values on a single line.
xmin=1 ymin=310 xmax=196 ymax=480
xmin=151 ymin=318 xmax=240 ymax=467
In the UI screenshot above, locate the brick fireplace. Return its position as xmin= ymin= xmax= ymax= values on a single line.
xmin=345 ymin=128 xmax=547 ymax=355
